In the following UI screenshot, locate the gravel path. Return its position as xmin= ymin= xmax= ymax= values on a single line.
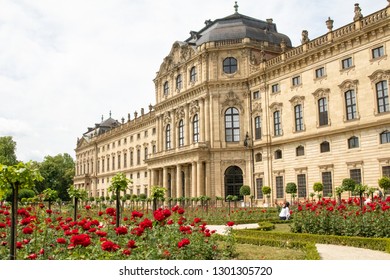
xmin=207 ymin=224 xmax=390 ymax=260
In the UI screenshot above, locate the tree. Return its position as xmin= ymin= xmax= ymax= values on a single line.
xmin=313 ymin=182 xmax=323 ymax=200
xmin=42 ymin=188 xmax=58 ymax=210
xmin=239 ymin=185 xmax=251 ymax=206
xmin=286 ymin=182 xmax=297 ymax=204
xmin=335 ymin=186 xmax=344 ymax=205
xmin=354 ymin=184 xmax=367 ymax=209
xmin=108 ymin=172 xmax=132 ymax=228
xmin=342 ymin=178 xmax=356 ymax=198
xmin=0 ymin=136 xmax=17 ymax=166
xmin=150 ymin=185 xmax=166 ymax=211
xmin=378 ymin=176 xmax=390 ymax=199
xmin=262 ymin=186 xmax=271 ymax=206
xmin=68 ymin=185 xmax=87 ymax=222
xmin=35 ymin=153 xmax=75 ymax=201
xmin=0 ymin=162 xmax=43 ymax=260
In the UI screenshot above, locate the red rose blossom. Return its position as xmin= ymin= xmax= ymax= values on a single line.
xmin=101 ymin=240 xmax=120 ymax=252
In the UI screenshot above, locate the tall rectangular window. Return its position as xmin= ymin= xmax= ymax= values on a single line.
xmin=273 ymin=111 xmax=282 ymax=136
xmin=102 ymin=159 xmax=105 ymax=172
xmin=297 ymin=174 xmax=307 ymax=198
xmin=345 ymin=90 xmax=357 ymax=120
xmin=256 ymin=178 xmax=263 ymax=199
xmin=276 ymin=176 xmax=284 ymax=198
xmin=193 ymin=114 xmax=199 ymax=143
xmin=117 ymin=155 xmax=121 ymax=169
xmin=322 ymin=171 xmax=333 ymax=196
xmin=350 ymin=169 xmax=362 ymax=185
xmin=137 ymin=149 xmax=141 ymax=165
xmin=318 ymin=98 xmax=328 ymax=126
xmin=112 ymin=156 xmax=115 ymax=170
xmin=294 ymin=104 xmax=303 ymax=131
xmin=178 ymin=120 xmax=184 ymax=147
xmin=254 ymin=116 xmax=261 ymax=140
xmin=124 ymin=153 xmax=127 ymax=168
xmin=376 ymin=81 xmax=389 ymax=113
xmin=130 ymin=151 xmax=133 ymax=166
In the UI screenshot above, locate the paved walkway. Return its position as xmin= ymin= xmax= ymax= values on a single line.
xmin=207 ymin=224 xmax=390 ymax=260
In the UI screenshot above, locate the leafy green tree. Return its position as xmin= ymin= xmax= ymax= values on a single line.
xmin=335 ymin=186 xmax=344 ymax=205
xmin=313 ymin=182 xmax=323 ymax=200
xmin=378 ymin=176 xmax=390 ymax=199
xmin=0 ymin=136 xmax=17 ymax=165
xmin=42 ymin=188 xmax=58 ymax=210
xmin=286 ymin=182 xmax=297 ymax=204
xmin=0 ymin=162 xmax=43 ymax=260
xmin=108 ymin=172 xmax=132 ymax=227
xmin=35 ymin=153 xmax=75 ymax=201
xmin=239 ymin=185 xmax=251 ymax=206
xmin=342 ymin=178 xmax=356 ymax=197
xmin=68 ymin=185 xmax=87 ymax=221
xmin=150 ymin=185 xmax=166 ymax=211
xmin=354 ymin=184 xmax=367 ymax=209
xmin=262 ymin=186 xmax=271 ymax=205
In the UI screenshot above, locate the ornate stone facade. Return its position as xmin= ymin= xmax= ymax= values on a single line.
xmin=74 ymin=3 xmax=390 ymax=205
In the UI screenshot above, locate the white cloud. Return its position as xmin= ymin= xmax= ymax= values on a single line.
xmin=0 ymin=0 xmax=386 ymax=162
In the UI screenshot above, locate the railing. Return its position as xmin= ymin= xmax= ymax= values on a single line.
xmin=215 ymin=38 xmax=243 ymax=47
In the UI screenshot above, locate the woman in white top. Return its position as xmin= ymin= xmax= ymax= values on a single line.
xmin=279 ymin=202 xmax=290 ymax=220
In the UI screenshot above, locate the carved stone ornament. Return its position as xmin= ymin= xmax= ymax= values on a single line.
xmin=175 ymin=107 xmax=185 ymax=121
xmin=289 ymin=95 xmax=305 ymax=106
xmin=338 ymin=79 xmax=359 ymax=91
xmin=163 ymin=112 xmax=171 ymax=126
xmin=221 ymin=91 xmax=244 ymax=113
xmin=249 ymin=50 xmax=263 ymax=65
xmin=189 ymin=100 xmax=200 ymax=116
xmin=312 ymin=88 xmax=330 ymax=99
xmin=252 ymin=102 xmax=263 ymax=115
xmin=368 ymin=70 xmax=390 ymax=83
xmin=269 ymin=102 xmax=283 ymax=112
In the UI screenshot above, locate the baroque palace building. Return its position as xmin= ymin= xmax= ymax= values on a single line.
xmin=74 ymin=2 xmax=390 ymax=205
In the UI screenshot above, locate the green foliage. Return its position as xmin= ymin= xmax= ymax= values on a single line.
xmin=108 ymin=172 xmax=132 ymax=193
xmin=257 ymin=221 xmax=275 ymax=231
xmin=35 ymin=153 xmax=75 ymax=201
xmin=286 ymin=182 xmax=297 ymax=194
xmin=0 ymin=136 xmax=17 ymax=165
xmin=353 ymin=184 xmax=367 ymax=196
xmin=342 ymin=178 xmax=356 ymax=192
xmin=312 ymin=182 xmax=323 ymax=193
xmin=378 ymin=176 xmax=390 ymax=192
xmin=239 ymin=185 xmax=251 ymax=196
xmin=262 ymin=186 xmax=271 ymax=196
xmin=42 ymin=188 xmax=58 ymax=201
xmin=67 ymin=185 xmax=87 ymax=200
xmin=150 ymin=186 xmax=166 ymax=200
xmin=17 ymin=189 xmax=36 ymax=200
xmin=0 ymin=161 xmax=43 ymax=191
xmin=335 ymin=186 xmax=344 ymax=195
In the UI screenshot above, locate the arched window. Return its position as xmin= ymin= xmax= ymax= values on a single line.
xmin=190 ymin=66 xmax=197 ymax=82
xmin=224 ymin=166 xmax=243 ymax=199
xmin=320 ymin=141 xmax=330 ymax=153
xmin=193 ymin=114 xmax=199 ymax=143
xmin=178 ymin=119 xmax=184 ymax=147
xmin=163 ymin=81 xmax=169 ymax=95
xmin=225 ymin=107 xmax=240 ymax=142
xmin=255 ymin=153 xmax=262 ymax=162
xmin=296 ymin=145 xmax=305 ymax=156
xmin=165 ymin=124 xmax=171 ymax=150
xmin=254 ymin=116 xmax=261 ymax=140
xmin=348 ymin=136 xmax=359 ymax=149
xmin=318 ymin=97 xmax=328 ymax=126
xmin=380 ymin=130 xmax=390 ymax=144
xmin=376 ymin=81 xmax=389 ymax=113
xmin=223 ymin=57 xmax=237 ymax=74
xmin=176 ymin=74 xmax=182 ymax=90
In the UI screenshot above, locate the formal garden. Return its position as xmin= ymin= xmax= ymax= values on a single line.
xmin=1 ymin=162 xmax=390 ymax=260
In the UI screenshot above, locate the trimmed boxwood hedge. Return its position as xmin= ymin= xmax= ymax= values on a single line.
xmin=233 ymin=229 xmax=390 ymax=254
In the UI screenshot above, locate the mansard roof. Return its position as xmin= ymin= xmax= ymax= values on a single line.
xmin=185 ymin=12 xmax=292 ymax=47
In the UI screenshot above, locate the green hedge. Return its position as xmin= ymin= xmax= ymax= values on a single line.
xmin=234 ymin=236 xmax=320 ymax=260
xmin=234 ymin=229 xmax=390 ymax=253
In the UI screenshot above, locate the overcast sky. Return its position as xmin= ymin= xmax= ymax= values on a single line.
xmin=0 ymin=0 xmax=387 ymax=163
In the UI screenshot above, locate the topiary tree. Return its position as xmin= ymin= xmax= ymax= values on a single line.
xmin=354 ymin=184 xmax=367 ymax=209
xmin=286 ymin=182 xmax=297 ymax=204
xmin=262 ymin=186 xmax=271 ymax=206
xmin=108 ymin=172 xmax=132 ymax=228
xmin=0 ymin=162 xmax=43 ymax=260
xmin=150 ymin=185 xmax=166 ymax=211
xmin=239 ymin=185 xmax=251 ymax=206
xmin=313 ymin=182 xmax=323 ymax=200
xmin=42 ymin=188 xmax=58 ymax=210
xmin=68 ymin=185 xmax=87 ymax=222
xmin=335 ymin=186 xmax=344 ymax=205
xmin=342 ymin=178 xmax=356 ymax=198
xmin=378 ymin=176 xmax=390 ymax=199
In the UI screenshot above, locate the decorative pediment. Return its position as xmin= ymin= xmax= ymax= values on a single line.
xmin=368 ymin=69 xmax=390 ymax=83
xmin=221 ymin=91 xmax=244 ymax=113
xmin=76 ymin=136 xmax=91 ymax=149
xmin=189 ymin=100 xmax=199 ymax=116
xmin=338 ymin=79 xmax=359 ymax=91
xmin=269 ymin=102 xmax=283 ymax=112
xmin=312 ymin=88 xmax=330 ymax=99
xmin=175 ymin=107 xmax=185 ymax=121
xmin=163 ymin=112 xmax=171 ymax=126
xmin=157 ymin=41 xmax=196 ymax=77
xmin=252 ymin=102 xmax=263 ymax=115
xmin=289 ymin=95 xmax=305 ymax=106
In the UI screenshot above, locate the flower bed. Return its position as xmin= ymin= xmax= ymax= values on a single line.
xmin=290 ymin=197 xmax=390 ymax=237
xmin=0 ymin=204 xmax=231 ymax=260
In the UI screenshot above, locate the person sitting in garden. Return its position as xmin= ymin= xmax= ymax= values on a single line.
xmin=279 ymin=202 xmax=290 ymax=220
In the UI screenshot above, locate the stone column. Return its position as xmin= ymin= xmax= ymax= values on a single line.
xmin=197 ymin=161 xmax=204 ymax=197
xmin=176 ymin=164 xmax=182 ymax=198
xmin=191 ymin=162 xmax=197 ymax=197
